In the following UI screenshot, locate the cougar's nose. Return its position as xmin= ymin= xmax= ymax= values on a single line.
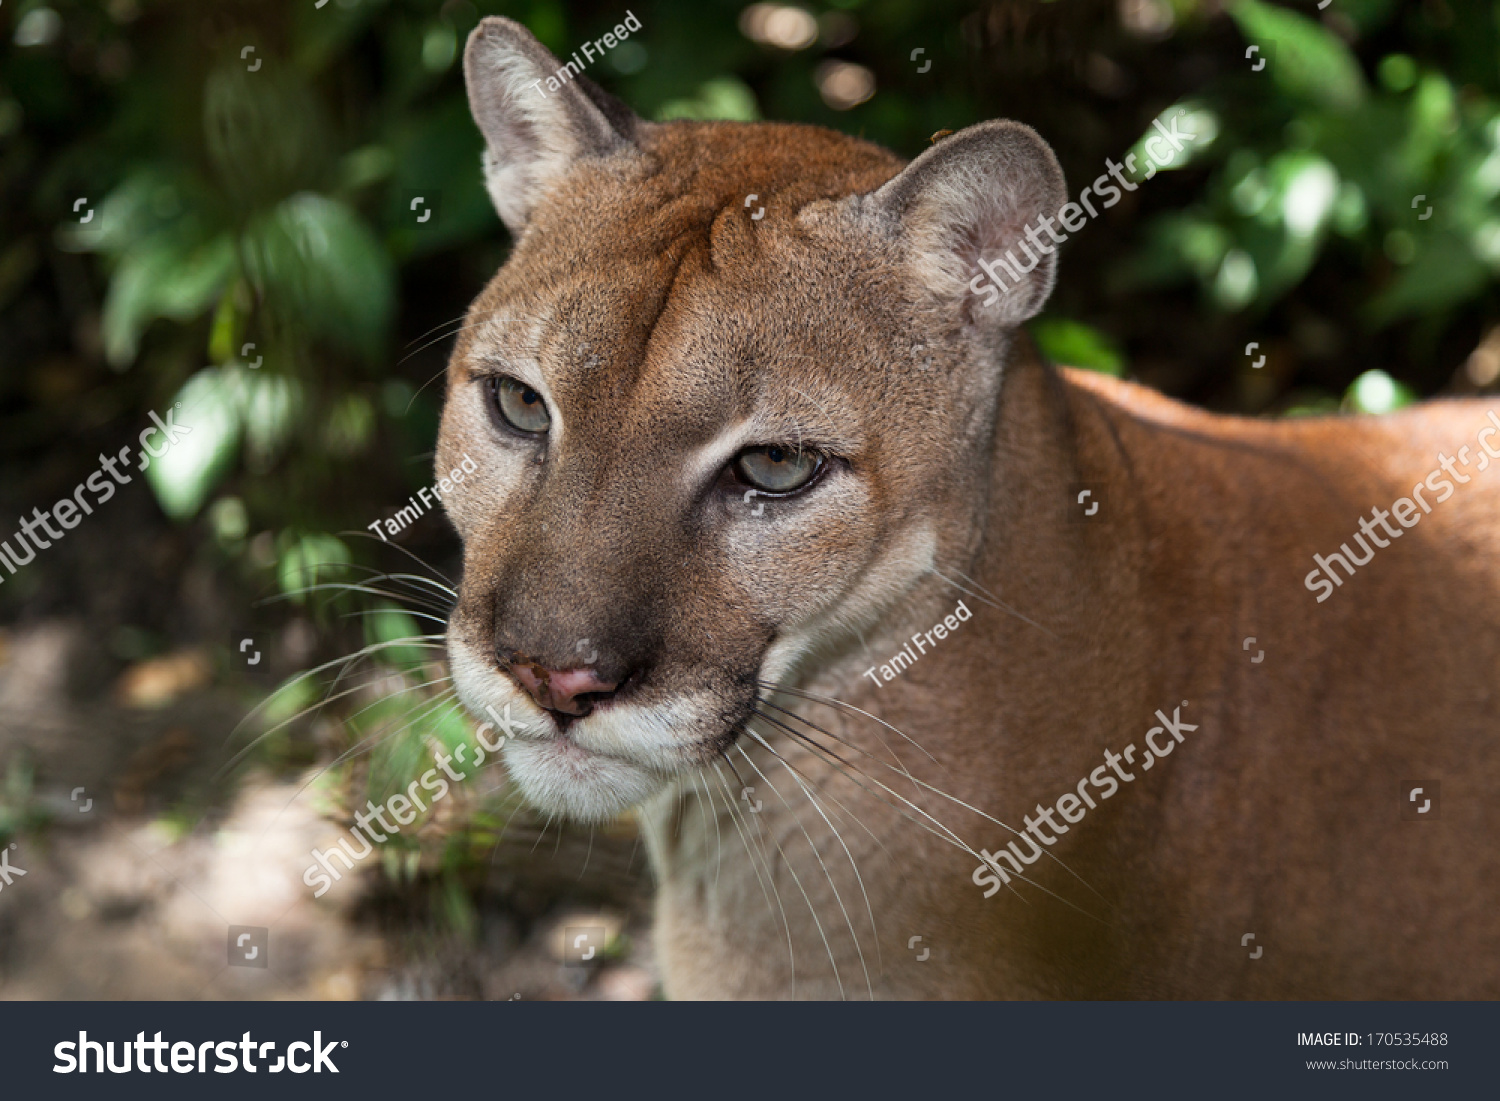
xmin=505 ymin=658 xmax=621 ymax=717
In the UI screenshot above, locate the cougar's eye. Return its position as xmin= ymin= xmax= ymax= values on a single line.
xmin=733 ymin=445 xmax=822 ymax=494
xmin=488 ymin=376 xmax=551 ymax=435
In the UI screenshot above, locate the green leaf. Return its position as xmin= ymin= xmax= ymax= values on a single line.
xmin=1229 ymin=0 xmax=1366 ymax=111
xmin=1030 ymin=317 xmax=1126 ymax=376
xmin=276 ymin=531 xmax=352 ymax=602
xmin=363 ymin=603 xmax=428 ymax=674
xmin=144 ymin=367 xmax=244 ymax=520
xmin=101 ymin=235 xmax=235 ymax=368
xmin=657 ymin=77 xmax=760 ymax=121
xmin=241 ymin=371 xmax=302 ymax=467
xmin=1366 ymin=231 xmax=1490 ymax=325
xmin=241 ymin=194 xmax=394 ymax=362
xmin=203 ymin=63 xmax=329 ymax=205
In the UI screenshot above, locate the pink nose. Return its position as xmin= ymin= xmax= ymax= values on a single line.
xmin=507 ymin=660 xmax=620 ymax=716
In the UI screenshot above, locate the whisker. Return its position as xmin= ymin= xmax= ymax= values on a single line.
xmin=306 ymin=629 xmax=447 ymax=708
xmin=689 ymin=768 xmax=724 ymax=890
xmin=756 ymin=698 xmax=919 ymax=787
xmin=397 ymin=322 xmax=472 ymax=367
xmin=731 ymin=743 xmax=847 ymax=1000
xmin=317 ymin=632 xmax=450 ymax=708
xmin=737 ymin=727 xmax=873 ymax=999
xmin=757 ymin=681 xmax=941 ymax=770
xmin=301 ymin=685 xmax=462 ymax=789
xmin=786 ymin=708 xmax=1109 ymax=906
xmin=713 ymin=757 xmax=796 ymax=996
xmin=263 ymin=580 xmax=453 ymax=617
xmin=752 ymin=707 xmax=970 ymax=853
xmin=754 ymin=702 xmax=1098 ymax=899
xmin=743 ymin=723 xmax=882 ymax=992
xmin=404 ymin=310 xmax=472 ymax=350
xmin=929 ymin=564 xmax=1057 ymax=640
xmin=491 ymin=791 xmax=533 ymax=871
xmin=948 ymin=565 xmax=1005 ymax=607
xmin=218 ymin=640 xmax=450 ymax=770
xmin=396 ymin=303 xmax=510 ymax=369
xmin=326 ymin=558 xmax=458 ymax=600
xmin=751 ymin=710 xmax=1107 ymax=921
xmin=744 ymin=709 xmax=894 ymax=862
xmin=337 ymin=607 xmax=452 ymax=628
xmin=746 ymin=707 xmax=1043 ymax=903
xmin=337 ymin=537 xmax=460 ymax=593
xmin=531 ymin=811 xmax=556 ymax=856
xmin=577 ymin=826 xmax=594 ymax=881
xmin=271 ymin=563 xmax=455 ymax=610
xmin=257 ymin=685 xmax=462 ymax=842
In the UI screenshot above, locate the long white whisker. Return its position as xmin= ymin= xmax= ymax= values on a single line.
xmin=531 ymin=811 xmax=556 ymax=856
xmin=338 ymin=606 xmax=452 ymax=628
xmin=258 ymin=685 xmax=461 ymax=842
xmin=757 ymin=700 xmax=1105 ymax=905
xmin=739 ymin=728 xmax=872 ymax=999
xmin=758 ymin=682 xmax=941 ymax=770
xmin=339 ymin=535 xmax=460 ymax=592
xmin=327 ymin=560 xmax=458 ymax=601
xmin=221 ymin=637 xmax=442 ymax=758
xmin=744 ymin=725 xmax=881 ymax=996
xmin=929 ymin=564 xmax=1057 ymax=640
xmin=691 ymin=768 xmax=725 ymax=890
xmin=713 ymin=757 xmax=796 ymax=996
xmin=759 ymin=714 xmax=1107 ymax=921
xmin=263 ymin=580 xmax=452 ymax=616
xmin=733 ymin=742 xmax=847 ymax=1000
xmin=745 ymin=710 xmax=894 ymax=863
xmin=218 ymin=647 xmax=450 ymax=774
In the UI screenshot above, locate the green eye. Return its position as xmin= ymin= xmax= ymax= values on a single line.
xmin=734 ymin=445 xmax=822 ymax=494
xmin=488 ymin=376 xmax=551 ymax=434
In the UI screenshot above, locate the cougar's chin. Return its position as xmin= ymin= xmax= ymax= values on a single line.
xmin=502 ymin=736 xmax=667 ymax=824
xmin=501 ymin=695 xmax=737 ymax=822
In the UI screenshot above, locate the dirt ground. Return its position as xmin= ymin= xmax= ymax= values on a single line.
xmin=0 ymin=619 xmax=659 ymax=1001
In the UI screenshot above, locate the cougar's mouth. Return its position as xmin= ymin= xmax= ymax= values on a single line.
xmin=449 ymin=632 xmax=750 ymax=822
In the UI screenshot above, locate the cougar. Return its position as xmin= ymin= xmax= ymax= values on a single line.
xmin=437 ymin=17 xmax=1500 ymax=998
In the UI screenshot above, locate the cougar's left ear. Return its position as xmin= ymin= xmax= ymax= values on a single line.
xmin=859 ymin=121 xmax=1068 ymax=331
xmin=463 ymin=16 xmax=644 ymax=233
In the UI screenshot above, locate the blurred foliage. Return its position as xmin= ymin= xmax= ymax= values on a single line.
xmin=2 ymin=0 xmax=1498 ymax=896
xmin=0 ymin=754 xmax=50 ymax=847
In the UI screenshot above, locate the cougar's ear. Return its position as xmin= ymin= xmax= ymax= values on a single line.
xmin=864 ymin=120 xmax=1067 ymax=331
xmin=463 ymin=16 xmax=642 ymax=233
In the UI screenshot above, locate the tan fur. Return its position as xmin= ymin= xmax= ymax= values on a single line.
xmin=438 ymin=18 xmax=1500 ymax=998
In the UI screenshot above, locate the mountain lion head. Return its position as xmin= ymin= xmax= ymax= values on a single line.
xmin=439 ymin=17 xmax=1064 ymax=823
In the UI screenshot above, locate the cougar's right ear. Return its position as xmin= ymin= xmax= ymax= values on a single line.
xmin=859 ymin=120 xmax=1068 ymax=332
xmin=463 ymin=16 xmax=643 ymax=233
